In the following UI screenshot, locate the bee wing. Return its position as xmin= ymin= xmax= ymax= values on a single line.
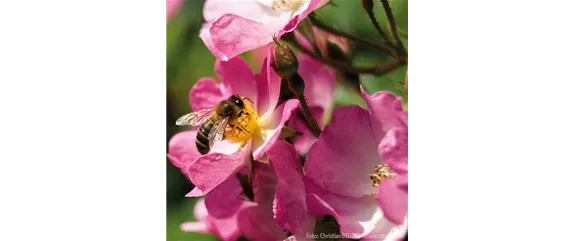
xmin=175 ymin=108 xmax=215 ymax=126
xmin=207 ymin=115 xmax=230 ymax=149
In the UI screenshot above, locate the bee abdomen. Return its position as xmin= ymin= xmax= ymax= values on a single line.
xmin=196 ymin=119 xmax=214 ymax=155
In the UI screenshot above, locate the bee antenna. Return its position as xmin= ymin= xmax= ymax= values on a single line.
xmin=243 ymin=97 xmax=254 ymax=104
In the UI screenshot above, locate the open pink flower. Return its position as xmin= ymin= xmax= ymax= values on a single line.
xmin=303 ymin=87 xmax=408 ymax=240
xmin=167 ymin=47 xmax=300 ymax=197
xmin=199 ymin=0 xmax=327 ymax=61
xmin=167 ymin=0 xmax=182 ymax=20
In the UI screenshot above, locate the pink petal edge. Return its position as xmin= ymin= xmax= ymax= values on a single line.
xmin=268 ymin=141 xmax=314 ymax=236
xmin=252 ymin=99 xmax=300 ymax=160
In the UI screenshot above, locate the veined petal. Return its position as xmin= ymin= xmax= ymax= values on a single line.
xmin=167 ymin=130 xmax=202 ymax=174
xmin=189 ymin=77 xmax=225 ymax=111
xmin=361 ymin=86 xmax=408 ymax=142
xmin=239 ymin=160 xmax=286 ymax=241
xmin=376 ymin=175 xmax=408 ymax=225
xmin=215 ymin=56 xmax=258 ymax=104
xmin=184 ymin=197 xmax=247 ymax=241
xmin=209 ymin=14 xmax=272 ymax=61
xmin=205 ymin=176 xmax=248 ymax=219
xmin=255 ymin=60 xmax=270 ymax=115
xmin=304 ymin=105 xmax=380 ymax=198
xmin=199 ymin=23 xmax=228 ymax=60
xmin=186 ymin=143 xmax=251 ymax=197
xmin=252 ymin=99 xmax=300 ymax=160
xmin=251 ymin=160 xmax=278 ymax=206
xmin=238 ymin=204 xmax=287 ymax=241
xmin=268 ymin=141 xmax=314 ymax=236
xmin=379 ymin=128 xmax=408 ymax=174
xmin=258 ymin=45 xmax=282 ymax=118
xmin=304 ymin=177 xmax=396 ymax=238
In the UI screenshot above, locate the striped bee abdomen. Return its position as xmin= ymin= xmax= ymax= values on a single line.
xmin=196 ymin=117 xmax=215 ymax=154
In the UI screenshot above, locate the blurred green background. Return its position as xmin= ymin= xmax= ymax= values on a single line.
xmin=167 ymin=1 xmax=407 ymax=240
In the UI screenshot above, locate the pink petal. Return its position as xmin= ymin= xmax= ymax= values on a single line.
xmin=257 ymin=45 xmax=282 ymax=118
xmin=167 ymin=130 xmax=202 ymax=174
xmin=199 ymin=23 xmax=227 ymax=60
xmin=298 ymin=54 xmax=336 ymax=119
xmin=268 ymin=141 xmax=314 ymax=236
xmin=194 ymin=197 xmax=209 ymax=222
xmin=379 ymin=128 xmax=408 ymax=174
xmin=215 ymin=56 xmax=258 ymax=104
xmin=251 ymin=160 xmax=278 ymax=206
xmin=360 ymin=215 xmax=407 ymax=241
xmin=291 ymin=106 xmax=324 ymax=154
xmin=205 ymin=176 xmax=248 ymax=219
xmin=186 ymin=198 xmax=246 ymax=241
xmin=180 ymin=221 xmax=208 ymax=233
xmin=189 ymin=77 xmax=225 ymax=111
xmin=361 ymin=86 xmax=408 ymax=142
xmin=254 ymin=60 xmax=270 ymax=115
xmin=202 ymin=0 xmax=265 ymax=23
xmin=276 ymin=0 xmax=324 ymax=36
xmin=252 ymin=99 xmax=300 ymax=160
xmin=376 ymin=175 xmax=408 ymax=225
xmin=304 ymin=105 xmax=380 ymax=198
xmin=238 ymin=204 xmax=287 ymax=241
xmin=249 ymin=46 xmax=269 ymax=69
xmin=294 ymin=30 xmax=313 ymax=52
xmin=166 ymin=0 xmax=182 ymax=20
xmin=385 ymin=217 xmax=408 ymax=241
xmin=186 ymin=144 xmax=251 ymax=197
xmin=305 ymin=177 xmax=394 ymax=238
xmin=209 ymin=13 xmax=271 ymax=61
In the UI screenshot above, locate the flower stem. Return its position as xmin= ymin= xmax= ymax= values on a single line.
xmin=284 ymin=34 xmax=405 ymax=76
xmin=380 ymin=0 xmax=406 ymax=56
xmin=362 ymin=0 xmax=391 ymax=44
xmin=308 ymin=13 xmax=396 ymax=56
xmin=286 ymin=73 xmax=322 ymax=137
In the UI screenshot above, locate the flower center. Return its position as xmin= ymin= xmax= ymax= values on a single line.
xmin=271 ymin=0 xmax=305 ymax=12
xmin=369 ymin=164 xmax=396 ymax=196
xmin=225 ymin=99 xmax=259 ymax=145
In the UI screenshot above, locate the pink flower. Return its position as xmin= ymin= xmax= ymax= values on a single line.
xmin=199 ymin=0 xmax=327 ymax=61
xmin=167 ymin=47 xmax=300 ymax=197
xmin=180 ymin=177 xmax=252 ymax=241
xmin=303 ymin=87 xmax=408 ymax=240
xmin=166 ymin=0 xmax=182 ymax=20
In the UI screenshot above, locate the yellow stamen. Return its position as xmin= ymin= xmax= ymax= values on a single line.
xmin=271 ymin=0 xmax=305 ymax=12
xmin=369 ymin=164 xmax=396 ymax=195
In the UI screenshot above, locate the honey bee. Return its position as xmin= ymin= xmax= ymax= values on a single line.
xmin=175 ymin=94 xmax=258 ymax=155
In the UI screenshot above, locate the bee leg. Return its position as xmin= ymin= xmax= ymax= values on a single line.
xmin=237 ymin=111 xmax=243 ymax=117
xmin=240 ymin=140 xmax=248 ymax=148
xmin=237 ymin=125 xmax=251 ymax=134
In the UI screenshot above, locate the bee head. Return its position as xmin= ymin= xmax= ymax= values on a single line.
xmin=229 ymin=94 xmax=245 ymax=108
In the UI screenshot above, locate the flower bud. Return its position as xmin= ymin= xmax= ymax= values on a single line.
xmin=271 ymin=37 xmax=299 ymax=79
